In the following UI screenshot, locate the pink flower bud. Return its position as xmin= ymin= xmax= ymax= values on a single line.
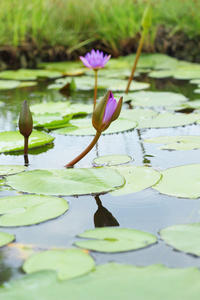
xmin=92 ymin=91 xmax=123 ymax=133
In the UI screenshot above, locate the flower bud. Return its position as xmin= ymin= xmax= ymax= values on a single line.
xmin=141 ymin=2 xmax=153 ymax=33
xmin=19 ymin=100 xmax=33 ymax=138
xmin=92 ymin=91 xmax=123 ymax=133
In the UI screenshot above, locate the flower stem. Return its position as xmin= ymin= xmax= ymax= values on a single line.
xmin=125 ymin=30 xmax=145 ymax=94
xmin=24 ymin=137 xmax=29 ymax=155
xmin=64 ymin=131 xmax=101 ymax=167
xmin=93 ymin=70 xmax=98 ymax=109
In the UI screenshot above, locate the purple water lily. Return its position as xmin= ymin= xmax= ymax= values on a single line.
xmin=80 ymin=49 xmax=111 ymax=70
xmin=93 ymin=91 xmax=123 ymax=133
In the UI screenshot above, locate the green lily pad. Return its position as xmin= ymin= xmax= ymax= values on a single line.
xmin=173 ymin=62 xmax=200 ymax=80
xmin=38 ymin=61 xmax=86 ymax=75
xmin=0 ymin=131 xmax=54 ymax=153
xmin=194 ymin=89 xmax=200 ymax=94
xmin=148 ymin=70 xmax=174 ymax=78
xmin=5 ymin=168 xmax=125 ymax=196
xmin=2 ymin=263 xmax=200 ymax=300
xmin=0 ymin=165 xmax=26 ymax=176
xmin=137 ymin=112 xmax=200 ymax=129
xmin=86 ymin=68 xmax=139 ymax=79
xmin=49 ymin=76 xmax=149 ymax=92
xmin=19 ymin=81 xmax=37 ymax=88
xmin=30 ymin=101 xmax=70 ymax=115
xmin=62 ymin=103 xmax=93 ymax=116
xmin=120 ymin=108 xmax=158 ymax=127
xmin=160 ymin=223 xmax=200 ymax=257
xmin=23 ymin=249 xmax=95 ymax=280
xmin=75 ymin=227 xmax=157 ymax=253
xmin=0 ymin=69 xmax=62 ymax=81
xmin=0 ymin=195 xmax=68 ymax=226
xmin=0 ymin=232 xmax=15 ymax=247
xmin=130 ymin=91 xmax=187 ymax=107
xmin=33 ymin=113 xmax=72 ymax=130
xmin=143 ymin=135 xmax=200 ymax=150
xmin=164 ymin=100 xmax=200 ymax=112
xmin=93 ymin=155 xmax=132 ymax=166
xmin=54 ymin=118 xmax=137 ymax=135
xmin=0 ymin=80 xmax=20 ymax=90
xmin=110 ymin=165 xmax=161 ymax=196
xmin=153 ymin=164 xmax=200 ymax=198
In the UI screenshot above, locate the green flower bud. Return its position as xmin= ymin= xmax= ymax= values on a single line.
xmin=141 ymin=2 xmax=153 ymax=33
xmin=19 ymin=100 xmax=33 ymax=138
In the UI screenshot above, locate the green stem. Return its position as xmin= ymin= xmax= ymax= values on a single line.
xmin=24 ymin=137 xmax=28 ymax=155
xmin=93 ymin=69 xmax=98 ymax=109
xmin=125 ymin=30 xmax=145 ymax=94
xmin=64 ymin=131 xmax=101 ymax=167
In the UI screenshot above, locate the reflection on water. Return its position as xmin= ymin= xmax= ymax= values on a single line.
xmin=94 ymin=195 xmax=119 ymax=228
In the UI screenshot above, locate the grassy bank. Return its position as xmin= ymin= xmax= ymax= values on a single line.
xmin=0 ymin=0 xmax=199 ymax=55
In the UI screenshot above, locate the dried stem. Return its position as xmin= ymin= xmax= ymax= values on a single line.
xmin=125 ymin=31 xmax=145 ymax=94
xmin=64 ymin=131 xmax=101 ymax=167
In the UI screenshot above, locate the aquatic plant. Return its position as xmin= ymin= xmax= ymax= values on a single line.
xmin=65 ymin=91 xmax=122 ymax=167
xmin=80 ymin=49 xmax=111 ymax=108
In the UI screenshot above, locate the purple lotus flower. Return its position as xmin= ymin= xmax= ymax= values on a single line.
xmin=92 ymin=91 xmax=123 ymax=133
xmin=80 ymin=49 xmax=111 ymax=70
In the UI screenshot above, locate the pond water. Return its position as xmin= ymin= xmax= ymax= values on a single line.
xmin=1 ymin=73 xmax=200 ymax=285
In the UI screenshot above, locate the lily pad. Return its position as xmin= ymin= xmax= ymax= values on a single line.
xmin=137 ymin=112 xmax=200 ymax=129
xmin=143 ymin=135 xmax=200 ymax=150
xmin=75 ymin=227 xmax=157 ymax=253
xmin=38 ymin=61 xmax=86 ymax=75
xmin=153 ymin=164 xmax=200 ymax=198
xmin=120 ymin=108 xmax=158 ymax=127
xmin=2 ymin=263 xmax=200 ymax=300
xmin=54 ymin=118 xmax=137 ymax=135
xmin=33 ymin=113 xmax=72 ymax=130
xmin=93 ymin=155 xmax=132 ymax=166
xmin=173 ymin=62 xmax=200 ymax=80
xmin=0 ymin=69 xmax=62 ymax=81
xmin=0 ymin=232 xmax=15 ymax=247
xmin=30 ymin=101 xmax=70 ymax=115
xmin=0 ymin=131 xmax=54 ymax=153
xmin=110 ymin=165 xmax=161 ymax=196
xmin=0 ymin=165 xmax=26 ymax=176
xmin=160 ymin=223 xmax=200 ymax=257
xmin=0 ymin=195 xmax=68 ymax=226
xmin=148 ymin=70 xmax=174 ymax=78
xmin=0 ymin=80 xmax=20 ymax=90
xmin=130 ymin=91 xmax=187 ymax=107
xmin=49 ymin=76 xmax=149 ymax=92
xmin=19 ymin=81 xmax=37 ymax=88
xmin=23 ymin=249 xmax=95 ymax=280
xmin=5 ymin=168 xmax=125 ymax=196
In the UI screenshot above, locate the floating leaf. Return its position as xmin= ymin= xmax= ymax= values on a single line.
xmin=2 ymin=263 xmax=200 ymax=300
xmin=153 ymin=164 xmax=200 ymax=198
xmin=110 ymin=165 xmax=161 ymax=196
xmin=0 ymin=69 xmax=62 ymax=81
xmin=130 ymin=91 xmax=187 ymax=107
xmin=38 ymin=61 xmax=86 ymax=75
xmin=54 ymin=118 xmax=137 ymax=135
xmin=0 ymin=165 xmax=26 ymax=176
xmin=173 ymin=62 xmax=200 ymax=80
xmin=148 ymin=70 xmax=174 ymax=78
xmin=75 ymin=227 xmax=157 ymax=253
xmin=5 ymin=168 xmax=125 ymax=196
xmin=143 ymin=135 xmax=200 ymax=150
xmin=137 ymin=112 xmax=200 ymax=129
xmin=0 ymin=80 xmax=20 ymax=90
xmin=0 ymin=131 xmax=54 ymax=153
xmin=30 ymin=101 xmax=70 ymax=115
xmin=120 ymin=108 xmax=158 ymax=127
xmin=0 ymin=232 xmax=15 ymax=247
xmin=0 ymin=195 xmax=68 ymax=226
xmin=19 ymin=81 xmax=37 ymax=88
xmin=93 ymin=155 xmax=132 ymax=166
xmin=23 ymin=249 xmax=95 ymax=280
xmin=160 ymin=223 xmax=200 ymax=257
xmin=33 ymin=113 xmax=72 ymax=130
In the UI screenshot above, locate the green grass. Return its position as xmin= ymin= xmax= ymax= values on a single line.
xmin=0 ymin=0 xmax=199 ymax=53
